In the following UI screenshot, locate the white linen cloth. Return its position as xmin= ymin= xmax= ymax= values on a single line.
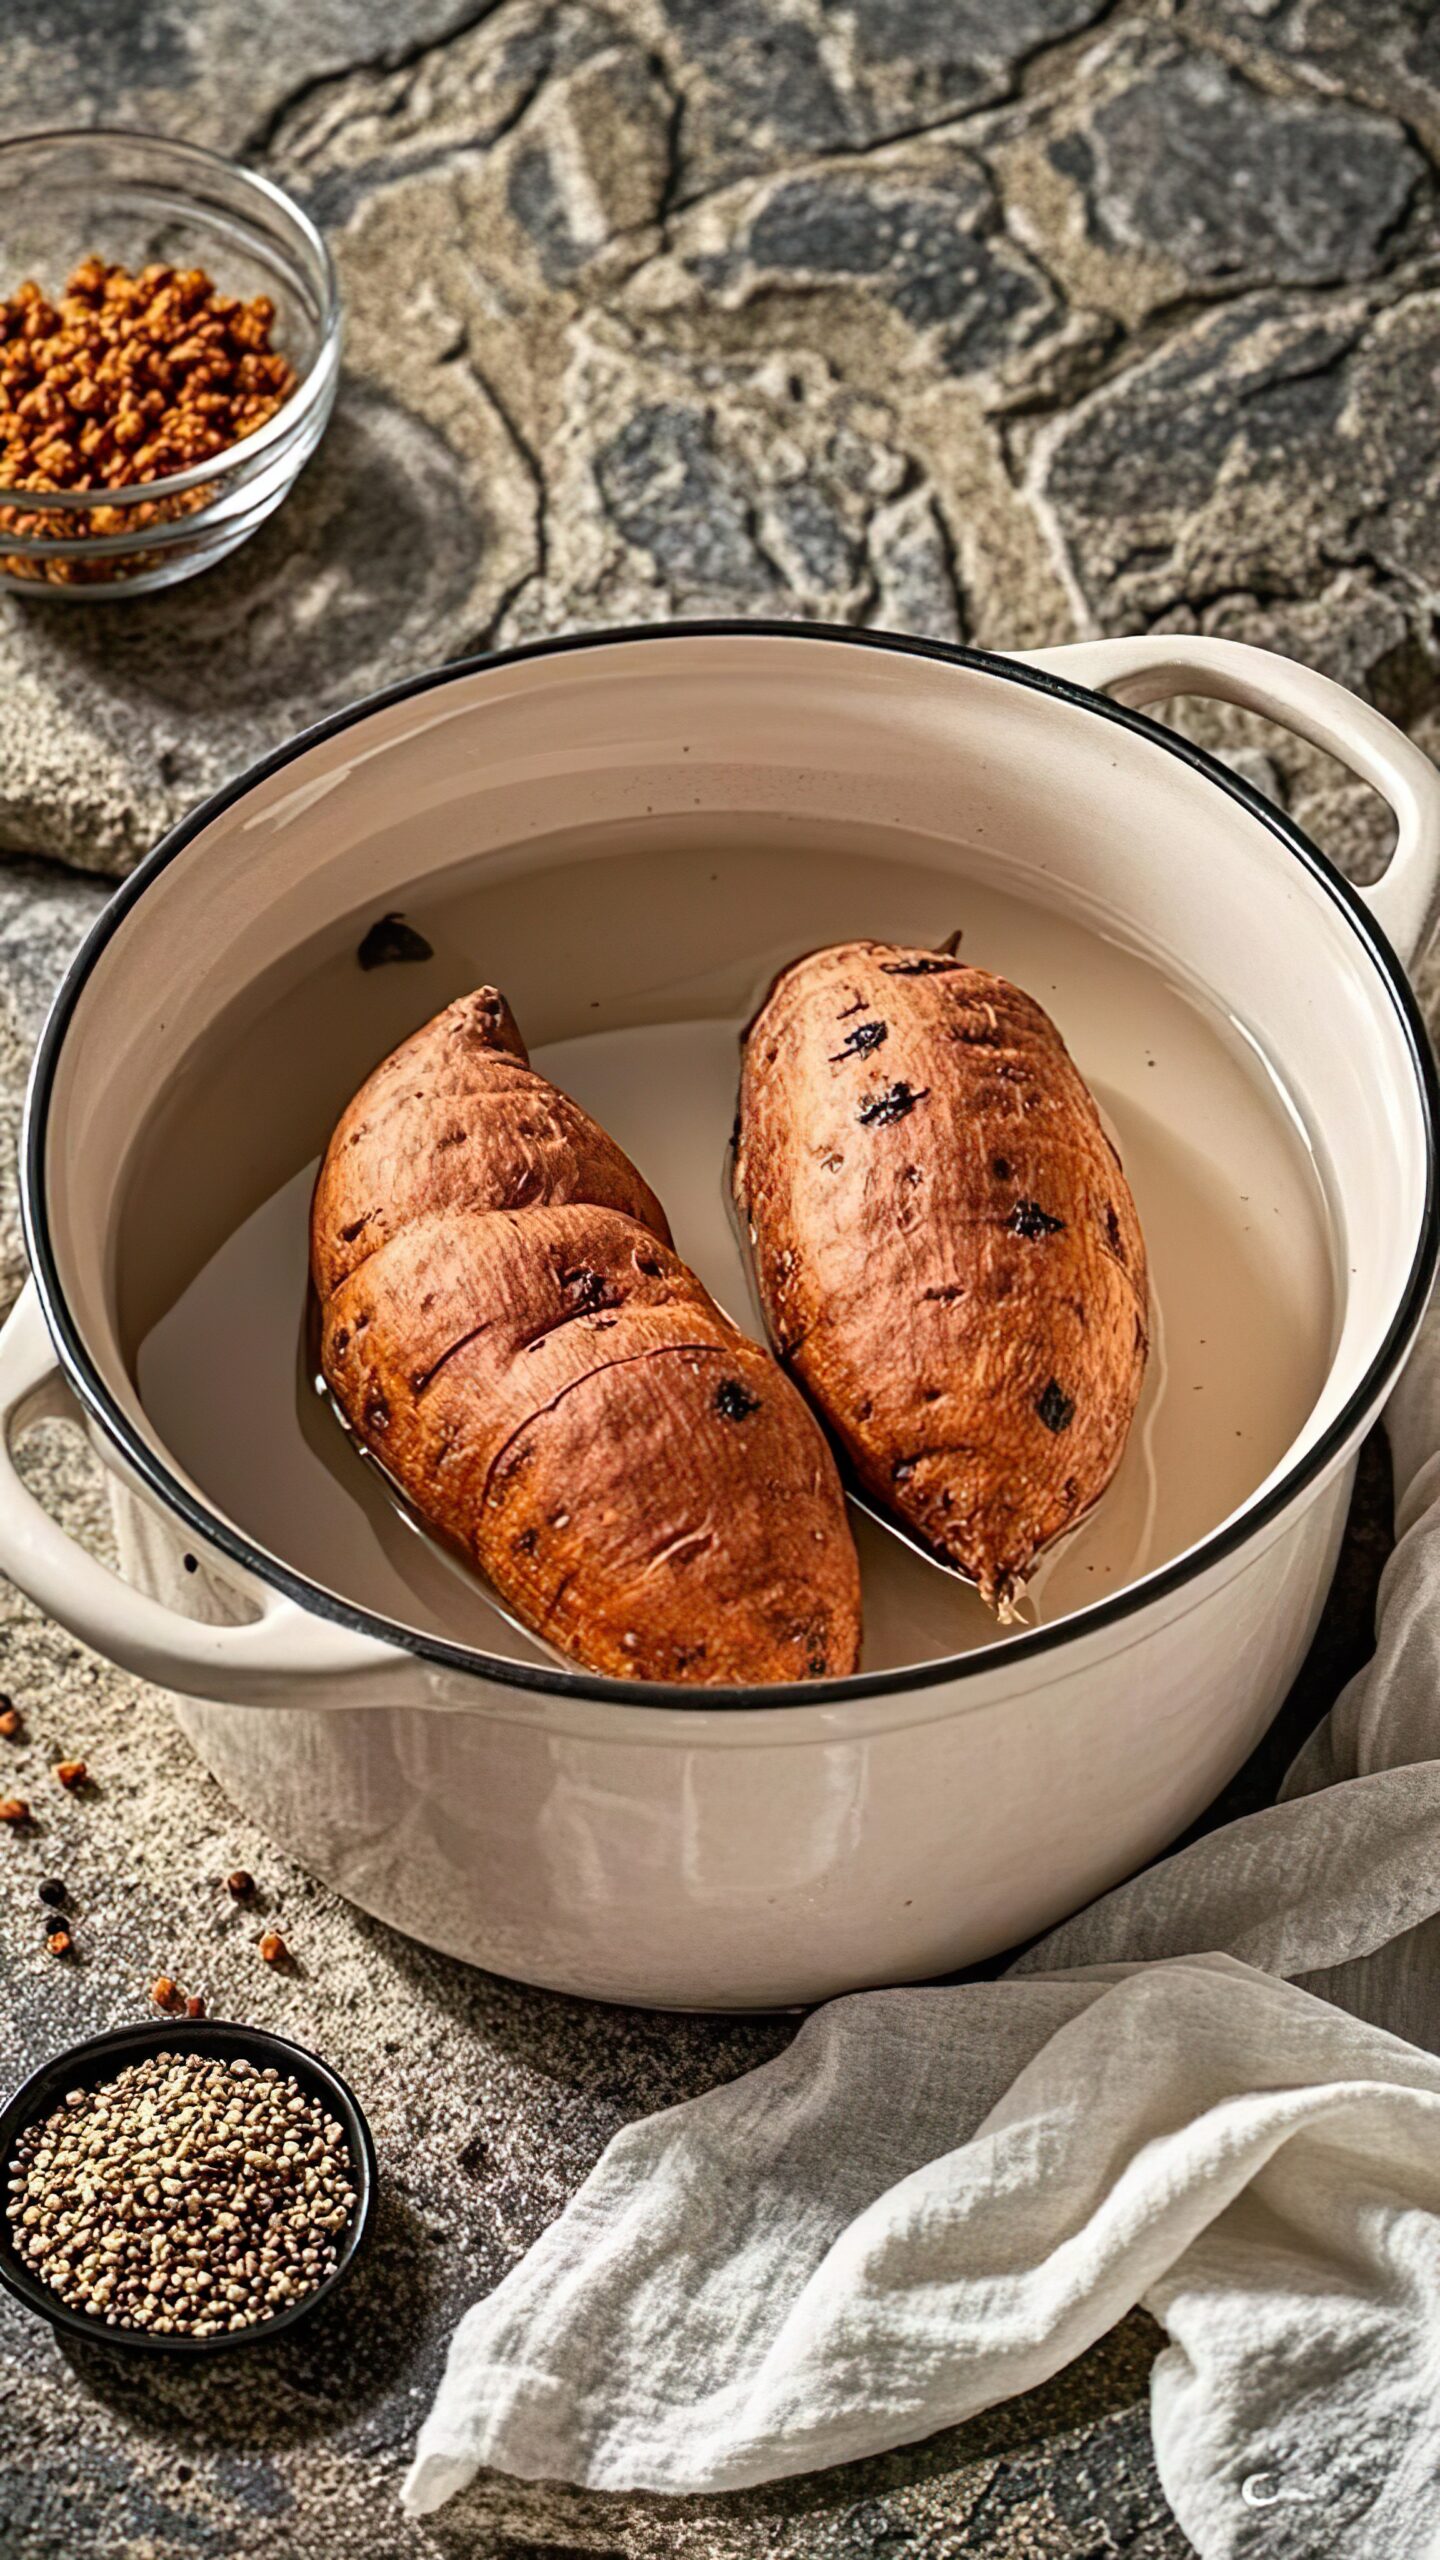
xmin=404 ymin=1308 xmax=1440 ymax=2557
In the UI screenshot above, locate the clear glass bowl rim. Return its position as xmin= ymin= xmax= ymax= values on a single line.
xmin=0 ymin=125 xmax=342 ymax=516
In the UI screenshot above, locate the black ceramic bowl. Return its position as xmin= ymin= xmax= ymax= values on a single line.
xmin=0 ymin=2018 xmax=376 ymax=2353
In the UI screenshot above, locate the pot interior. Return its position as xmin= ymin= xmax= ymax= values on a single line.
xmin=32 ymin=632 xmax=1426 ymax=1676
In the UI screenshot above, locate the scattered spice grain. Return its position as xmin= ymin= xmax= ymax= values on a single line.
xmin=185 ymin=1994 xmax=207 ymax=2020
xmin=0 ymin=1798 xmax=30 ymax=1826
xmin=151 ymin=1976 xmax=183 ymax=2014
xmin=54 ymin=1760 xmax=87 ymax=1792
xmin=0 ymin=1704 xmax=21 ymax=1739
xmin=225 ymin=1871 xmax=255 ymax=1902
xmin=258 ymin=1931 xmax=287 ymax=1967
xmin=6 ymin=2050 xmax=357 ymax=2335
xmin=44 ymin=1929 xmax=72 ymax=1959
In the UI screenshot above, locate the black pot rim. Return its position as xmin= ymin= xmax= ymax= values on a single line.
xmin=20 ymin=618 xmax=1440 ymax=1712
xmin=0 ymin=2015 xmax=377 ymax=2352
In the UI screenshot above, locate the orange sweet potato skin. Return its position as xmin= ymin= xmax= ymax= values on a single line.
xmin=311 ymin=987 xmax=670 ymax=1301
xmin=734 ymin=941 xmax=1149 ymax=1608
xmin=312 ymin=990 xmax=860 ymax=1685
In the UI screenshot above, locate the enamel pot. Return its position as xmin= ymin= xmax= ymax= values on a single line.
xmin=2 ymin=627 xmax=1437 ymax=2008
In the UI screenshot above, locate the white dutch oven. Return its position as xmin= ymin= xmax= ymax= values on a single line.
xmin=2 ymin=626 xmax=1437 ymax=2008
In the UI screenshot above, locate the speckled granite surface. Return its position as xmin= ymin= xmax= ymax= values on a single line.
xmin=0 ymin=3 xmax=1436 ymax=2553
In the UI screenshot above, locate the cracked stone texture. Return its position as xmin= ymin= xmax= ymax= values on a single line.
xmin=0 ymin=2 xmax=1437 ymax=874
xmin=1046 ymin=31 xmax=1425 ymax=290
xmin=1 ymin=1 xmax=1438 ymax=2555
xmin=1177 ymin=0 xmax=1440 ymax=160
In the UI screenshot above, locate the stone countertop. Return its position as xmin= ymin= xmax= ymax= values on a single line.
xmin=0 ymin=3 xmax=1435 ymax=2554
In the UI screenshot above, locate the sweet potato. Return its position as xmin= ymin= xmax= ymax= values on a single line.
xmin=734 ymin=940 xmax=1149 ymax=1609
xmin=312 ymin=988 xmax=861 ymax=1685
xmin=311 ymin=987 xmax=670 ymax=1300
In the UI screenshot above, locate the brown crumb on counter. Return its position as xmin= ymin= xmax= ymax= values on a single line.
xmin=258 ymin=1931 xmax=287 ymax=1967
xmin=225 ymin=1870 xmax=255 ymax=1901
xmin=185 ymin=1992 xmax=206 ymax=2019
xmin=0 ymin=1703 xmax=21 ymax=1739
xmin=0 ymin=1797 xmax=30 ymax=1825
xmin=150 ymin=1975 xmax=183 ymax=2013
xmin=54 ymin=1760 xmax=87 ymax=1791
xmin=45 ymin=1928 xmax=72 ymax=1959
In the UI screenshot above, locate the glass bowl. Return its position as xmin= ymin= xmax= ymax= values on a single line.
xmin=0 ymin=128 xmax=341 ymax=598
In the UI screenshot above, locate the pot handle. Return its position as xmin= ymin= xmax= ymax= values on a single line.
xmin=1014 ymin=633 xmax=1440 ymax=967
xmin=0 ymin=1284 xmax=418 ymax=1708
